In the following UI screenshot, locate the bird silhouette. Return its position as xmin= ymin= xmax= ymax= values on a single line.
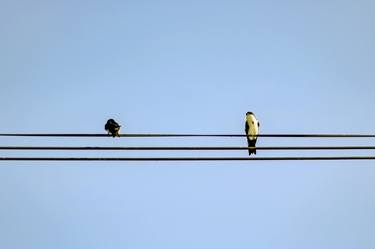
xmin=105 ymin=119 xmax=121 ymax=137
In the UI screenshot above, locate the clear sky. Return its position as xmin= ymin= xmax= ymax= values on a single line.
xmin=1 ymin=0 xmax=375 ymax=248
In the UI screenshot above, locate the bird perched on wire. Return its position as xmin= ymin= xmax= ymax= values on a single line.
xmin=245 ymin=112 xmax=260 ymax=155
xmin=105 ymin=119 xmax=121 ymax=137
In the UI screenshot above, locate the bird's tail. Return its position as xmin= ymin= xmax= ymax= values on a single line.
xmin=247 ymin=138 xmax=257 ymax=155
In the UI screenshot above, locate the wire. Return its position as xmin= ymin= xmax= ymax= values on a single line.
xmin=1 ymin=146 xmax=375 ymax=150
xmin=0 ymin=133 xmax=375 ymax=137
xmin=1 ymin=156 xmax=375 ymax=161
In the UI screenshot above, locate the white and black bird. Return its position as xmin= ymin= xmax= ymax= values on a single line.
xmin=245 ymin=112 xmax=260 ymax=155
xmin=105 ymin=119 xmax=121 ymax=137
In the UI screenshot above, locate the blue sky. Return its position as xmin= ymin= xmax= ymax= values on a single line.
xmin=1 ymin=0 xmax=375 ymax=248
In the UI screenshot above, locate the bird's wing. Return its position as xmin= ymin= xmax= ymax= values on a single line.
xmin=257 ymin=121 xmax=260 ymax=127
xmin=245 ymin=121 xmax=249 ymax=134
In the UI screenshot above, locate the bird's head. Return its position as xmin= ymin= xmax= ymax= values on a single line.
xmin=246 ymin=111 xmax=254 ymax=116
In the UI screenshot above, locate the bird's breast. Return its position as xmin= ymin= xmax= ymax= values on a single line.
xmin=246 ymin=117 xmax=259 ymax=139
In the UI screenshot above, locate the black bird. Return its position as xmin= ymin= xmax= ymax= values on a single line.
xmin=105 ymin=119 xmax=121 ymax=137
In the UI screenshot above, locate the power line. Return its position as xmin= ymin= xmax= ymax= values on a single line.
xmin=1 ymin=156 xmax=375 ymax=161
xmin=0 ymin=133 xmax=375 ymax=138
xmin=1 ymin=146 xmax=375 ymax=151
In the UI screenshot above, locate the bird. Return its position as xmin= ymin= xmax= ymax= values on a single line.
xmin=105 ymin=119 xmax=121 ymax=137
xmin=245 ymin=112 xmax=260 ymax=155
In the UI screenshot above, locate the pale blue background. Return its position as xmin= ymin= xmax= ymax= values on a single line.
xmin=1 ymin=0 xmax=375 ymax=248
